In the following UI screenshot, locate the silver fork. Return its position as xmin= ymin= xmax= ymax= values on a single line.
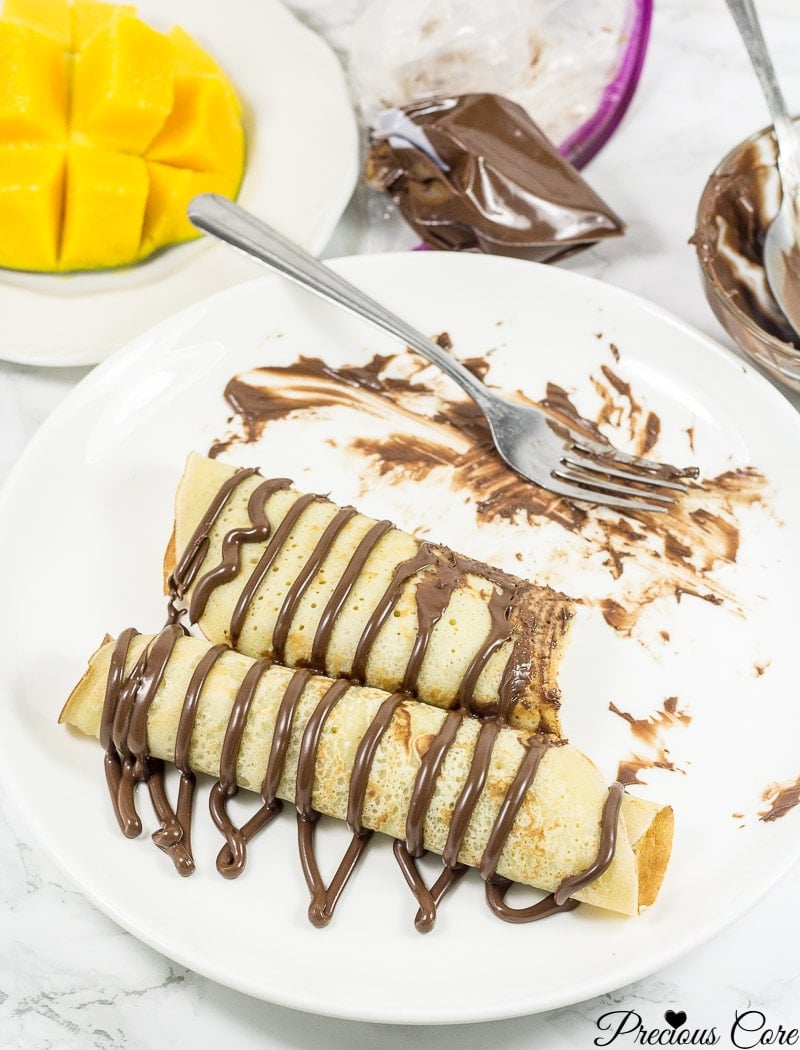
xmin=188 ymin=194 xmax=696 ymax=514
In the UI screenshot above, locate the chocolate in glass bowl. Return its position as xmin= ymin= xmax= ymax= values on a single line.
xmin=692 ymin=119 xmax=800 ymax=392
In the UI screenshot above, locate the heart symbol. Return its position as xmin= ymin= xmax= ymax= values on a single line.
xmin=665 ymin=1011 xmax=687 ymax=1030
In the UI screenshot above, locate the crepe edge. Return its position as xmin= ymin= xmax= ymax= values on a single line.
xmin=60 ymin=633 xmax=673 ymax=917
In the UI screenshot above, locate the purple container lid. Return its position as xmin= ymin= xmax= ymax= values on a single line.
xmin=559 ymin=0 xmax=653 ymax=170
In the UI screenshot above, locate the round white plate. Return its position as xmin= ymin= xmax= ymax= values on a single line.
xmin=1 ymin=254 xmax=799 ymax=1024
xmin=0 ymin=0 xmax=358 ymax=368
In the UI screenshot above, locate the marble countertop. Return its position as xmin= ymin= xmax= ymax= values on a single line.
xmin=2 ymin=1 xmax=800 ymax=1046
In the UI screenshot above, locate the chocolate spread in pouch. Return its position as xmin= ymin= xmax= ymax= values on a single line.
xmin=365 ymin=93 xmax=625 ymax=261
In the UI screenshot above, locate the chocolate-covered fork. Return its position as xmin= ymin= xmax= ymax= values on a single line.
xmin=189 ymin=194 xmax=697 ymax=514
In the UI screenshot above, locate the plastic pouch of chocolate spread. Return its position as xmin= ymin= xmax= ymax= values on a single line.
xmin=365 ymin=93 xmax=625 ymax=261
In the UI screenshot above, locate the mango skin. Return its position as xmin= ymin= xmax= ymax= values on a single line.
xmin=0 ymin=0 xmax=245 ymax=272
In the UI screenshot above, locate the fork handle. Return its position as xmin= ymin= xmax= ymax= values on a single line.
xmin=188 ymin=194 xmax=493 ymax=409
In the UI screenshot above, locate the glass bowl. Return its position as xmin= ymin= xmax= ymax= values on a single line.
xmin=693 ymin=119 xmax=800 ymax=392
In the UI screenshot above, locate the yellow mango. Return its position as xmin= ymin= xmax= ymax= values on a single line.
xmin=0 ymin=143 xmax=64 ymax=269
xmin=0 ymin=21 xmax=68 ymax=140
xmin=60 ymin=145 xmax=148 ymax=269
xmin=71 ymin=12 xmax=173 ymax=153
xmin=0 ymin=0 xmax=245 ymax=271
xmin=147 ymin=72 xmax=244 ymax=177
xmin=167 ymin=24 xmax=241 ymax=114
xmin=140 ymin=161 xmax=239 ymax=259
xmin=71 ymin=0 xmax=133 ymax=50
xmin=2 ymin=0 xmax=71 ymax=47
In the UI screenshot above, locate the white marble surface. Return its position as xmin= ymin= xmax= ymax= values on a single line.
xmin=2 ymin=0 xmax=800 ymax=1045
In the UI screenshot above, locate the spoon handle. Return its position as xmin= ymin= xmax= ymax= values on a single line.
xmin=725 ymin=0 xmax=800 ymax=201
xmin=187 ymin=193 xmax=492 ymax=408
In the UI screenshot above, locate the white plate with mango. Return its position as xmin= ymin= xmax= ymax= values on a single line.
xmin=0 ymin=0 xmax=359 ymax=365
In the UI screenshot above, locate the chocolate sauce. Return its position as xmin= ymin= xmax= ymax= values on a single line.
xmin=295 ymin=679 xmax=366 ymax=927
xmin=207 ymin=350 xmax=767 ymax=639
xmin=174 ymin=465 xmax=565 ymax=731
xmin=693 ymin=137 xmax=800 ymax=348
xmin=210 ymin=656 xmax=273 ymax=878
xmin=272 ymin=505 xmax=357 ymax=663
xmin=309 ymin=519 xmax=393 ymax=670
xmin=759 ymin=777 xmax=800 ymax=822
xmin=443 ymin=720 xmax=502 ymax=868
xmin=553 ymin=782 xmax=625 ymax=904
xmin=96 ymin=626 xmax=628 ymax=931
xmin=230 ymin=493 xmax=320 ymax=649
xmin=102 ymin=627 xmax=194 ymax=874
xmin=610 ymin=698 xmax=690 ymax=786
xmin=350 ymin=543 xmax=436 ymax=681
xmin=185 ymin=477 xmax=292 ymax=626
xmin=168 ymin=468 xmax=258 ymax=606
xmin=365 ymin=94 xmax=624 ymax=261
xmin=174 ymin=643 xmax=228 ymax=866
xmin=403 ymin=550 xmax=462 ymax=693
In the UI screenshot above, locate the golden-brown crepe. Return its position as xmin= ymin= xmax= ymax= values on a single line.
xmin=164 ymin=453 xmax=575 ymax=736
xmin=61 ymin=627 xmax=673 ymax=926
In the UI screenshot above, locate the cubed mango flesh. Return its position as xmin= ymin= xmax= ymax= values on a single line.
xmin=147 ymin=73 xmax=244 ymax=178
xmin=0 ymin=0 xmax=245 ymax=271
xmin=71 ymin=0 xmax=133 ymax=50
xmin=3 ymin=0 xmax=70 ymax=46
xmin=140 ymin=161 xmax=239 ymax=258
xmin=168 ymin=24 xmax=241 ymax=114
xmin=71 ymin=12 xmax=173 ymax=153
xmin=0 ymin=143 xmax=64 ymax=268
xmin=60 ymin=145 xmax=148 ymax=269
xmin=0 ymin=21 xmax=68 ymax=141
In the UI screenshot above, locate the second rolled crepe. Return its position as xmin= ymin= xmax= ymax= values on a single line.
xmin=61 ymin=627 xmax=673 ymax=920
xmin=164 ymin=453 xmax=575 ymax=735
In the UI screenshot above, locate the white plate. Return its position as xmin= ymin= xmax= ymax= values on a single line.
xmin=1 ymin=254 xmax=799 ymax=1024
xmin=0 ymin=0 xmax=358 ymax=368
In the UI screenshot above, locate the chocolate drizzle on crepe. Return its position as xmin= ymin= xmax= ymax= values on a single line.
xmin=98 ymin=625 xmax=624 ymax=931
xmin=169 ymin=466 xmax=567 ymax=726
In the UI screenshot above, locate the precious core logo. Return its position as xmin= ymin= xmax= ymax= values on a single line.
xmin=593 ymin=1009 xmax=800 ymax=1047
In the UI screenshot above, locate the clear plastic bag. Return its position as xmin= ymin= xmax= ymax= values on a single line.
xmin=350 ymin=0 xmax=651 ymax=167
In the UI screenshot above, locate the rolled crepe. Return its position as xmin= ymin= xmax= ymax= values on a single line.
xmin=164 ymin=453 xmax=575 ymax=735
xmin=61 ymin=628 xmax=673 ymax=921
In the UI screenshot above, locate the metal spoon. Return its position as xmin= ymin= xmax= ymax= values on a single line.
xmin=726 ymin=0 xmax=800 ymax=339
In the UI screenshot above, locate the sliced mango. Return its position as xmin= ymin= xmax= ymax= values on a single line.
xmin=60 ymin=145 xmax=148 ymax=269
xmin=71 ymin=0 xmax=133 ymax=50
xmin=147 ymin=73 xmax=244 ymax=177
xmin=0 ymin=21 xmax=68 ymax=141
xmin=0 ymin=143 xmax=64 ymax=268
xmin=71 ymin=12 xmax=173 ymax=152
xmin=140 ymin=161 xmax=239 ymax=258
xmin=3 ymin=0 xmax=70 ymax=47
xmin=0 ymin=0 xmax=245 ymax=271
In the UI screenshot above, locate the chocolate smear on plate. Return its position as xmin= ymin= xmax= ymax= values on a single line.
xmin=610 ymin=698 xmax=691 ymax=786
xmin=209 ymin=347 xmax=770 ymax=632
xmin=759 ymin=777 xmax=800 ymax=822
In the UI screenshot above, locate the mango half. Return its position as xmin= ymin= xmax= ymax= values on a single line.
xmin=0 ymin=0 xmax=244 ymax=271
